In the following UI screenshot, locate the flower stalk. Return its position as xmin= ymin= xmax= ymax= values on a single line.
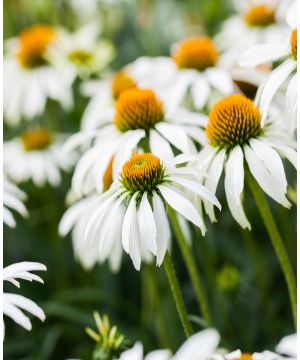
xmin=163 ymin=252 xmax=193 ymax=337
xmin=247 ymin=172 xmax=297 ymax=329
xmin=168 ymin=207 xmax=212 ymax=324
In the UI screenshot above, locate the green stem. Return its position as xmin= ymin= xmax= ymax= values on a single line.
xmin=168 ymin=207 xmax=212 ymax=324
xmin=247 ymin=173 xmax=297 ymax=329
xmin=163 ymin=252 xmax=193 ymax=337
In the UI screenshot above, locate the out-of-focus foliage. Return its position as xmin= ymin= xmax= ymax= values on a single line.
xmin=3 ymin=1 xmax=296 ymax=359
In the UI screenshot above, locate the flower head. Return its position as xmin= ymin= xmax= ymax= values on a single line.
xmin=197 ymin=94 xmax=296 ymax=229
xmin=206 ymin=94 xmax=262 ymax=149
xmin=84 ymin=153 xmax=220 ymax=270
xmin=17 ymin=25 xmax=55 ymax=68
xmin=244 ymin=5 xmax=275 ymax=27
xmin=114 ymin=88 xmax=164 ymax=132
xmin=173 ymin=37 xmax=219 ymax=71
xmin=21 ymin=129 xmax=53 ymax=151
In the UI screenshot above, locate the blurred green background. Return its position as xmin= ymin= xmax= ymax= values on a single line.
xmin=3 ymin=0 xmax=296 ymax=359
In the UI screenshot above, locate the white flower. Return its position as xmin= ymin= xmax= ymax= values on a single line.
xmin=80 ymin=56 xmax=181 ymax=130
xmin=3 ymin=261 xmax=46 ymax=333
xmin=147 ymin=37 xmax=234 ymax=111
xmin=215 ymin=0 xmax=292 ymax=68
xmin=64 ymin=87 xmax=207 ymax=197
xmin=275 ymin=333 xmax=297 ymax=358
xmin=49 ymin=22 xmax=115 ymax=79
xmin=4 ymin=25 xmax=75 ymax=126
xmin=197 ymin=93 xmax=296 ymax=230
xmin=84 ymin=152 xmax=220 ymax=270
xmin=4 ymin=129 xmax=75 ymax=187
xmin=119 ymin=328 xmax=220 ymax=360
xmin=239 ymin=2 xmax=297 ymax=131
xmin=3 ymin=178 xmax=28 ymax=228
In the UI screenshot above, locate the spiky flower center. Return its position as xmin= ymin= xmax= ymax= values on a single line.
xmin=234 ymin=354 xmax=253 ymax=360
xmin=120 ymin=153 xmax=165 ymax=193
xmin=112 ymin=71 xmax=137 ymax=99
xmin=172 ymin=37 xmax=219 ymax=71
xmin=244 ymin=5 xmax=275 ymax=27
xmin=17 ymin=25 xmax=55 ymax=68
xmin=206 ymin=94 xmax=262 ymax=149
xmin=21 ymin=129 xmax=52 ymax=151
xmin=290 ymin=29 xmax=297 ymax=60
xmin=114 ymin=88 xmax=164 ymax=132
xmin=68 ymin=49 xmax=93 ymax=65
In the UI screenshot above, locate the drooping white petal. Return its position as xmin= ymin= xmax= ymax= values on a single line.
xmin=158 ymin=184 xmax=206 ymax=234
xmin=256 ymin=59 xmax=296 ymax=125
xmin=250 ymin=138 xmax=287 ymax=194
xmin=205 ymin=68 xmax=233 ymax=95
xmin=225 ymin=146 xmax=251 ymax=229
xmin=149 ymin=130 xmax=174 ymax=161
xmin=144 ymin=349 xmax=172 ymax=360
xmin=3 ymin=262 xmax=47 ymax=282
xmin=244 ymin=145 xmax=291 ymax=208
xmin=171 ymin=176 xmax=221 ymax=210
xmin=239 ymin=44 xmax=288 ymax=67
xmin=173 ymin=328 xmax=220 ymax=360
xmin=122 ymin=193 xmax=142 ymax=270
xmin=191 ymin=74 xmax=210 ymax=109
xmin=284 ymin=74 xmax=297 ymax=133
xmin=155 ymin=123 xmax=190 ymax=153
xmin=203 ymin=149 xmax=226 ymax=222
xmin=152 ymin=194 xmax=171 ymax=266
xmin=269 ymin=143 xmax=297 ymax=169
xmin=138 ymin=193 xmax=157 ymax=255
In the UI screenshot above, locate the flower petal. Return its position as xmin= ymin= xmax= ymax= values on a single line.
xmin=138 ymin=193 xmax=157 ymax=255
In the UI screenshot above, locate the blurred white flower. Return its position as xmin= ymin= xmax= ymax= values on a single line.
xmin=4 ymin=25 xmax=75 ymax=126
xmin=84 ymin=152 xmax=220 ymax=270
xmin=4 ymin=129 xmax=75 ymax=187
xmin=275 ymin=333 xmax=297 ymax=358
xmin=239 ymin=1 xmax=297 ymax=132
xmin=64 ymin=87 xmax=207 ymax=197
xmin=49 ymin=22 xmax=115 ymax=79
xmin=80 ymin=56 xmax=181 ymax=130
xmin=150 ymin=37 xmax=234 ymax=111
xmin=3 ymin=178 xmax=28 ymax=228
xmin=197 ymin=94 xmax=296 ymax=229
xmin=3 ymin=261 xmax=46 ymax=334
xmin=119 ymin=328 xmax=220 ymax=360
xmin=215 ymin=0 xmax=292 ymax=68
xmin=59 ymin=193 xmax=124 ymax=272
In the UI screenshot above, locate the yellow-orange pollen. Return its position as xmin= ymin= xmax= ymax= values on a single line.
xmin=244 ymin=5 xmax=275 ymax=27
xmin=114 ymin=88 xmax=164 ymax=132
xmin=120 ymin=153 xmax=165 ymax=193
xmin=290 ymin=29 xmax=297 ymax=60
xmin=112 ymin=71 xmax=137 ymax=99
xmin=17 ymin=25 xmax=55 ymax=69
xmin=103 ymin=156 xmax=114 ymax=192
xmin=173 ymin=37 xmax=219 ymax=71
xmin=206 ymin=94 xmax=262 ymax=148
xmin=21 ymin=129 xmax=52 ymax=151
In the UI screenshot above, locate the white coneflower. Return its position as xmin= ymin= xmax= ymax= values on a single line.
xmin=80 ymin=56 xmax=177 ymax=130
xmin=215 ymin=0 xmax=291 ymax=68
xmin=49 ymin=22 xmax=115 ymax=79
xmin=118 ymin=328 xmax=220 ymax=360
xmin=239 ymin=2 xmax=297 ymax=131
xmin=4 ymin=25 xmax=75 ymax=126
xmin=150 ymin=37 xmax=234 ymax=111
xmin=4 ymin=129 xmax=75 ymax=187
xmin=3 ymin=178 xmax=28 ymax=228
xmin=64 ymin=87 xmax=207 ymax=197
xmin=3 ymin=261 xmax=46 ymax=334
xmin=197 ymin=94 xmax=296 ymax=229
xmin=84 ymin=152 xmax=220 ymax=270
